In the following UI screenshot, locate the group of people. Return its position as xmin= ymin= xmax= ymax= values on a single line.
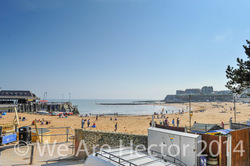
xmin=81 ymin=116 xmax=118 ymax=132
xmin=21 ymin=117 xmax=27 ymax=121
xmin=110 ymin=117 xmax=118 ymax=121
xmin=178 ymin=110 xmax=185 ymax=114
xmin=19 ymin=116 xmax=27 ymax=121
xmin=81 ymin=119 xmax=96 ymax=128
xmin=150 ymin=117 xmax=181 ymax=127
xmin=155 ymin=108 xmax=185 ymax=118
xmin=59 ymin=114 xmax=68 ymax=118
xmin=172 ymin=118 xmax=180 ymax=127
xmin=166 ymin=117 xmax=181 ymax=127
xmin=31 ymin=119 xmax=51 ymax=125
xmin=79 ymin=114 xmax=89 ymax=118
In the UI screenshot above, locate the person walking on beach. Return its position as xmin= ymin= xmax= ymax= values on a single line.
xmin=115 ymin=122 xmax=117 ymax=132
xmin=81 ymin=118 xmax=85 ymax=128
xmin=165 ymin=117 xmax=169 ymax=126
xmin=96 ymin=115 xmax=98 ymax=121
xmin=177 ymin=118 xmax=180 ymax=127
xmin=163 ymin=119 xmax=165 ymax=125
xmin=87 ymin=119 xmax=90 ymax=127
xmin=172 ymin=118 xmax=175 ymax=126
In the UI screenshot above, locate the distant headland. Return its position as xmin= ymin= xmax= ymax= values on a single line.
xmin=164 ymin=86 xmax=250 ymax=103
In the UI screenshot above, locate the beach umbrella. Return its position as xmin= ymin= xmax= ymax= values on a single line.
xmin=2 ymin=112 xmax=6 ymax=115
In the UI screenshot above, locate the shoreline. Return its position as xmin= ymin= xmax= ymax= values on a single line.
xmin=79 ymin=102 xmax=190 ymax=116
xmin=1 ymin=102 xmax=249 ymax=142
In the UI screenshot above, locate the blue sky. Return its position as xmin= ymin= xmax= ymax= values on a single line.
xmin=0 ymin=0 xmax=250 ymax=99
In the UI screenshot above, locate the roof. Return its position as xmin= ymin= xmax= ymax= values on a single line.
xmin=87 ymin=147 xmax=177 ymax=166
xmin=148 ymin=127 xmax=200 ymax=138
xmin=191 ymin=123 xmax=223 ymax=133
xmin=0 ymin=90 xmax=39 ymax=100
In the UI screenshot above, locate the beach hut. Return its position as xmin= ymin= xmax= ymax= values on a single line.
xmin=191 ymin=123 xmax=223 ymax=134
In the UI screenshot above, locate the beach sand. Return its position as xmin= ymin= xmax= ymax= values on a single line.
xmin=1 ymin=102 xmax=250 ymax=142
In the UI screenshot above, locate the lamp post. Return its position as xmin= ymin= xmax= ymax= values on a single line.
xmin=189 ymin=94 xmax=191 ymax=130
xmin=233 ymin=93 xmax=236 ymax=123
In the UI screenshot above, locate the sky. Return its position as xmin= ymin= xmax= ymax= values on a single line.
xmin=0 ymin=0 xmax=250 ymax=100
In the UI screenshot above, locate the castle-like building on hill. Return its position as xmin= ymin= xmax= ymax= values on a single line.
xmin=164 ymin=86 xmax=234 ymax=102
xmin=175 ymin=86 xmax=231 ymax=96
xmin=165 ymin=86 xmax=250 ymax=103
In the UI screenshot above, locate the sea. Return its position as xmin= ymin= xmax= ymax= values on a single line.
xmin=49 ymin=99 xmax=184 ymax=115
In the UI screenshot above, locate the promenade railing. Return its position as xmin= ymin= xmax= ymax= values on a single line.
xmin=30 ymin=126 xmax=75 ymax=142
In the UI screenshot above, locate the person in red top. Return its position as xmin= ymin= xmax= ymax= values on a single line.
xmin=221 ymin=121 xmax=224 ymax=128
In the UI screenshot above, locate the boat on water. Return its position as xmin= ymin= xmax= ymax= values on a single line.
xmin=36 ymin=111 xmax=49 ymax=115
xmin=52 ymin=111 xmax=73 ymax=116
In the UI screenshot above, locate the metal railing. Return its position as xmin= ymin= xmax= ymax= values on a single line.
xmin=30 ymin=126 xmax=75 ymax=143
xmin=95 ymin=149 xmax=137 ymax=166
xmin=28 ymin=126 xmax=75 ymax=154
xmin=124 ymin=143 xmax=187 ymax=166
xmin=149 ymin=150 xmax=187 ymax=166
xmin=94 ymin=145 xmax=187 ymax=166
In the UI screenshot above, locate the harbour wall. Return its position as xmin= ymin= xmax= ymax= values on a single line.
xmin=1 ymin=102 xmax=78 ymax=113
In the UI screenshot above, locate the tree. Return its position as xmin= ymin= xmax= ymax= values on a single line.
xmin=225 ymin=40 xmax=250 ymax=94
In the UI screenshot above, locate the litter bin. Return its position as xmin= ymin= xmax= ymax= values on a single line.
xmin=19 ymin=126 xmax=31 ymax=145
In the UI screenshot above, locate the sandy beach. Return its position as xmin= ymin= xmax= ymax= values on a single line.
xmin=1 ymin=102 xmax=250 ymax=142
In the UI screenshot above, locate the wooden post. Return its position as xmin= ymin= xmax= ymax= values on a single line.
xmin=219 ymin=136 xmax=222 ymax=166
xmin=152 ymin=114 xmax=154 ymax=127
xmin=66 ymin=127 xmax=69 ymax=142
xmin=29 ymin=144 xmax=36 ymax=165
xmin=34 ymin=121 xmax=41 ymax=143
xmin=13 ymin=107 xmax=19 ymax=126
xmin=41 ymin=128 xmax=43 ymax=143
xmin=233 ymin=95 xmax=236 ymax=123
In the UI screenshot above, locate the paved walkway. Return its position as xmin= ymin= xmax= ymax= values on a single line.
xmin=0 ymin=142 xmax=84 ymax=166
